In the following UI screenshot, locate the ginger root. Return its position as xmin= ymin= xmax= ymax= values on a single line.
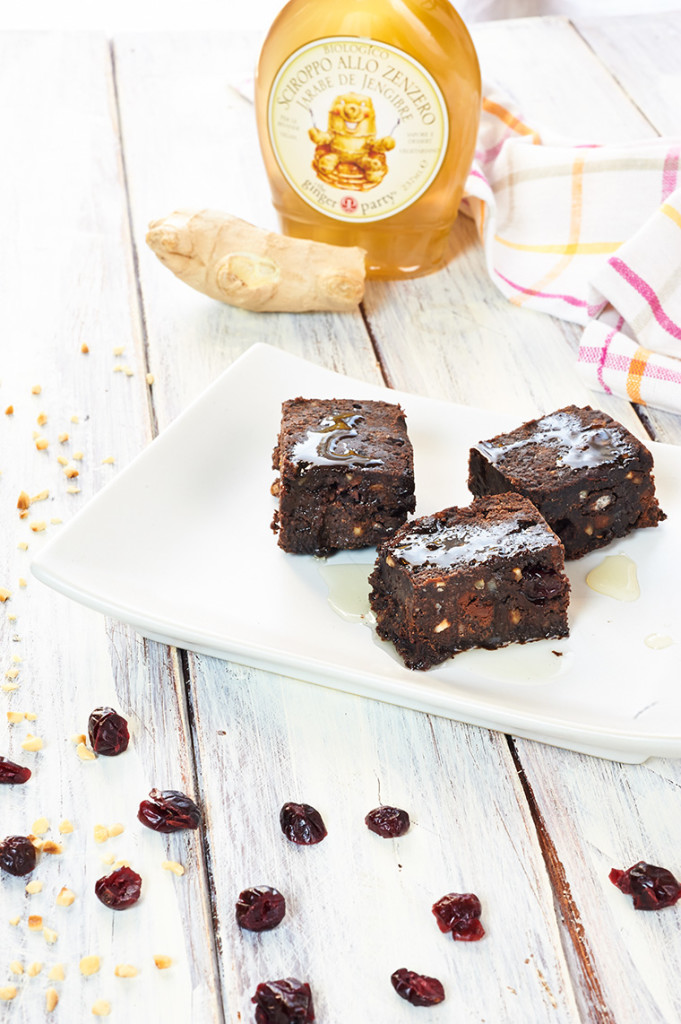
xmin=145 ymin=209 xmax=366 ymax=312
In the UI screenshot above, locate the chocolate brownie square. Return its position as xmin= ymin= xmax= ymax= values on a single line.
xmin=368 ymin=492 xmax=570 ymax=670
xmin=468 ymin=405 xmax=665 ymax=559
xmin=271 ymin=397 xmax=415 ymax=555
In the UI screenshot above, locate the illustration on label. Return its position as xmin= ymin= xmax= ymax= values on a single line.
xmin=268 ymin=38 xmax=449 ymax=223
xmin=310 ymin=92 xmax=395 ymax=191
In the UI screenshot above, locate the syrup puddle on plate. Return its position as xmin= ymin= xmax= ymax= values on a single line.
xmin=644 ymin=633 xmax=674 ymax=650
xmin=585 ymin=553 xmax=640 ymax=602
xmin=318 ymin=562 xmax=374 ymax=623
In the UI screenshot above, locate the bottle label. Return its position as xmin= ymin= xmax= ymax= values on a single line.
xmin=267 ymin=37 xmax=449 ymax=223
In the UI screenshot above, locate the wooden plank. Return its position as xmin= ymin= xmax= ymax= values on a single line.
xmin=0 ymin=33 xmax=221 ymax=1021
xmin=113 ymin=29 xmax=585 ymax=1021
xmin=443 ymin=16 xmax=681 ymax=1022
xmin=574 ymin=12 xmax=681 ymax=139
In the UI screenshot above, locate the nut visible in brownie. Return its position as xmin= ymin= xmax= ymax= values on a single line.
xmin=468 ymin=405 xmax=665 ymax=559
xmin=271 ymin=397 xmax=415 ymax=555
xmin=368 ymin=493 xmax=570 ymax=671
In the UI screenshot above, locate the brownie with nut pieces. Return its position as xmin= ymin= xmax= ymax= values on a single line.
xmin=271 ymin=397 xmax=415 ymax=555
xmin=368 ymin=492 xmax=570 ymax=671
xmin=468 ymin=405 xmax=665 ymax=559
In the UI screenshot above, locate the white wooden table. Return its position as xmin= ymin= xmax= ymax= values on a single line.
xmin=2 ymin=13 xmax=681 ymax=1023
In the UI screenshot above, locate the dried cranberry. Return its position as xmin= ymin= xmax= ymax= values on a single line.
xmin=88 ymin=706 xmax=130 ymax=756
xmin=365 ymin=805 xmax=410 ymax=838
xmin=432 ymin=892 xmax=485 ymax=941
xmin=252 ymin=978 xmax=315 ymax=1023
xmin=609 ymin=861 xmax=681 ymax=910
xmin=236 ymin=886 xmax=286 ymax=931
xmin=0 ymin=835 xmax=37 ymax=876
xmin=522 ymin=565 xmax=565 ymax=605
xmin=279 ymin=803 xmax=327 ymax=846
xmin=0 ymin=756 xmax=31 ymax=784
xmin=137 ymin=788 xmax=201 ymax=833
xmin=391 ymin=968 xmax=445 ymax=1007
xmin=95 ymin=865 xmax=142 ymax=909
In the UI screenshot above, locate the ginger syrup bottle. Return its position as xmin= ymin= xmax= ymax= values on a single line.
xmin=255 ymin=0 xmax=481 ymax=279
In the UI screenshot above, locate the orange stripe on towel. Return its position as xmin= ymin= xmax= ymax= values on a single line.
xmin=482 ymin=98 xmax=541 ymax=144
xmin=510 ymin=152 xmax=586 ymax=308
xmin=626 ymin=346 xmax=652 ymax=404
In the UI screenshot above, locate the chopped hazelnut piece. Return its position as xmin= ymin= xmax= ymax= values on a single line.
xmin=76 ymin=742 xmax=96 ymax=761
xmin=22 ymin=734 xmax=44 ymax=752
xmin=28 ymin=915 xmax=43 ymax=930
xmin=8 ymin=961 xmax=23 ymax=975
xmin=31 ymin=385 xmax=42 ymax=395
xmin=56 ymin=886 xmax=76 ymax=907
xmin=26 ymin=879 xmax=43 ymax=894
xmin=153 ymin=955 xmax=172 ymax=970
xmin=37 ymin=412 xmax=48 ymax=426
xmin=46 ymin=988 xmax=59 ymax=1012
xmin=114 ymin=964 xmax=138 ymax=978
xmin=63 ymin=466 xmax=79 ymax=479
xmin=59 ymin=819 xmax=74 ymax=834
xmin=43 ymin=927 xmax=58 ymax=944
xmin=5 ymin=405 xmax=13 ymax=415
xmin=17 ymin=541 xmax=28 ymax=550
xmin=0 ymin=587 xmax=11 ymax=602
xmin=94 ymin=824 xmax=109 ymax=844
xmin=81 ymin=343 xmax=90 ymax=354
xmin=107 ymin=823 xmax=124 ymax=838
xmin=30 ymin=521 xmax=47 ymax=533
xmin=8 ymin=915 xmax=20 ymax=926
xmin=2 ymin=683 xmax=19 ymax=692
xmin=101 ymin=456 xmax=115 ymax=465
xmin=48 ymin=963 xmax=65 ymax=981
xmin=17 ymin=491 xmax=30 ymax=511
xmin=92 ymin=1000 xmax=111 ymax=1017
xmin=71 ymin=733 xmax=87 ymax=744
xmin=25 ymin=711 xmax=37 ymax=721
xmin=73 ymin=450 xmax=84 ymax=461
xmin=113 ymin=860 xmax=129 ymax=870
xmin=32 ymin=817 xmax=50 ymax=835
xmin=7 ymin=711 xmax=23 ymax=723
xmin=434 ymin=618 xmax=450 ymax=633
xmin=58 ymin=432 xmax=69 ymax=443
xmin=146 ymin=373 xmax=155 ymax=385
xmin=0 ymin=986 xmax=17 ymax=1001
xmin=66 ymin=485 xmax=81 ymax=494
xmin=43 ymin=841 xmax=63 ymax=855
xmin=162 ymin=860 xmax=185 ymax=876
xmin=27 ymin=961 xmax=43 ymax=976
xmin=5 ymin=667 xmax=19 ymax=679
xmin=56 ymin=455 xmax=68 ymax=465
xmin=100 ymin=853 xmax=115 ymax=865
xmin=35 ymin=437 xmax=49 ymax=451
xmin=509 ymin=608 xmax=522 ymax=625
xmin=80 ymin=955 xmax=100 ymax=977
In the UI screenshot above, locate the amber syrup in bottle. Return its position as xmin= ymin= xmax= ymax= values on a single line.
xmin=255 ymin=0 xmax=481 ymax=279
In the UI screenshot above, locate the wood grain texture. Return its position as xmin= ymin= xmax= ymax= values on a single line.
xmin=3 ymin=15 xmax=680 ymax=1024
xmin=0 ymin=33 xmax=221 ymax=1022
xmin=112 ymin=26 xmax=590 ymax=1024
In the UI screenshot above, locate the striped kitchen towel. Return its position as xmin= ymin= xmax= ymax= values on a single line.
xmin=462 ymin=86 xmax=681 ymax=414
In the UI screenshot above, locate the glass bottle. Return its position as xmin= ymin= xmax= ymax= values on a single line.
xmin=255 ymin=0 xmax=481 ymax=279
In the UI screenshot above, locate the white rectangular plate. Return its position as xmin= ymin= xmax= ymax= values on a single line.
xmin=32 ymin=343 xmax=681 ymax=762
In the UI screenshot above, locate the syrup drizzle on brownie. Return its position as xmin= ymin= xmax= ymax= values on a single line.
xmin=293 ymin=413 xmax=384 ymax=469
xmin=475 ymin=410 xmax=636 ymax=471
xmin=393 ymin=512 xmax=558 ymax=572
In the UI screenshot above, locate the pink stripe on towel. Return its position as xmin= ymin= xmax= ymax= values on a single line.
xmin=609 ymin=257 xmax=681 ymax=339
